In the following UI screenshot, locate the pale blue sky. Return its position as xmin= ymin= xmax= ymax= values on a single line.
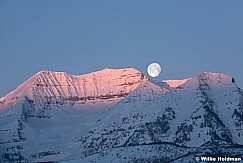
xmin=0 ymin=0 xmax=243 ymax=97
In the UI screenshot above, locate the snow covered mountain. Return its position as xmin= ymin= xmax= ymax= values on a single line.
xmin=0 ymin=68 xmax=146 ymax=162
xmin=77 ymin=72 xmax=243 ymax=162
xmin=0 ymin=69 xmax=243 ymax=162
xmin=0 ymin=68 xmax=146 ymax=110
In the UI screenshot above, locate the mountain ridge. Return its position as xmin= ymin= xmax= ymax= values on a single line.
xmin=0 ymin=69 xmax=237 ymax=106
xmin=0 ymin=68 xmax=147 ymax=108
xmin=0 ymin=68 xmax=242 ymax=162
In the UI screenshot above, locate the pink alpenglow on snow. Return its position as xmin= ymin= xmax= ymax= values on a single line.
xmin=163 ymin=78 xmax=191 ymax=88
xmin=0 ymin=68 xmax=147 ymax=109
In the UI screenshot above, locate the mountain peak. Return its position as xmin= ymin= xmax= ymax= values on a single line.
xmin=163 ymin=72 xmax=234 ymax=89
xmin=197 ymin=72 xmax=234 ymax=83
xmin=0 ymin=68 xmax=146 ymax=108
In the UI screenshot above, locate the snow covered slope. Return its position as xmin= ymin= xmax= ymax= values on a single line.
xmin=0 ymin=68 xmax=147 ymax=162
xmin=1 ymin=70 xmax=243 ymax=162
xmin=78 ymin=72 xmax=243 ymax=162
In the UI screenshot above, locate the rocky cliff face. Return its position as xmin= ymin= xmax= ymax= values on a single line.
xmin=0 ymin=70 xmax=243 ymax=162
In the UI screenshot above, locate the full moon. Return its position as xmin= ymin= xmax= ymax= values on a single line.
xmin=147 ymin=63 xmax=161 ymax=78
